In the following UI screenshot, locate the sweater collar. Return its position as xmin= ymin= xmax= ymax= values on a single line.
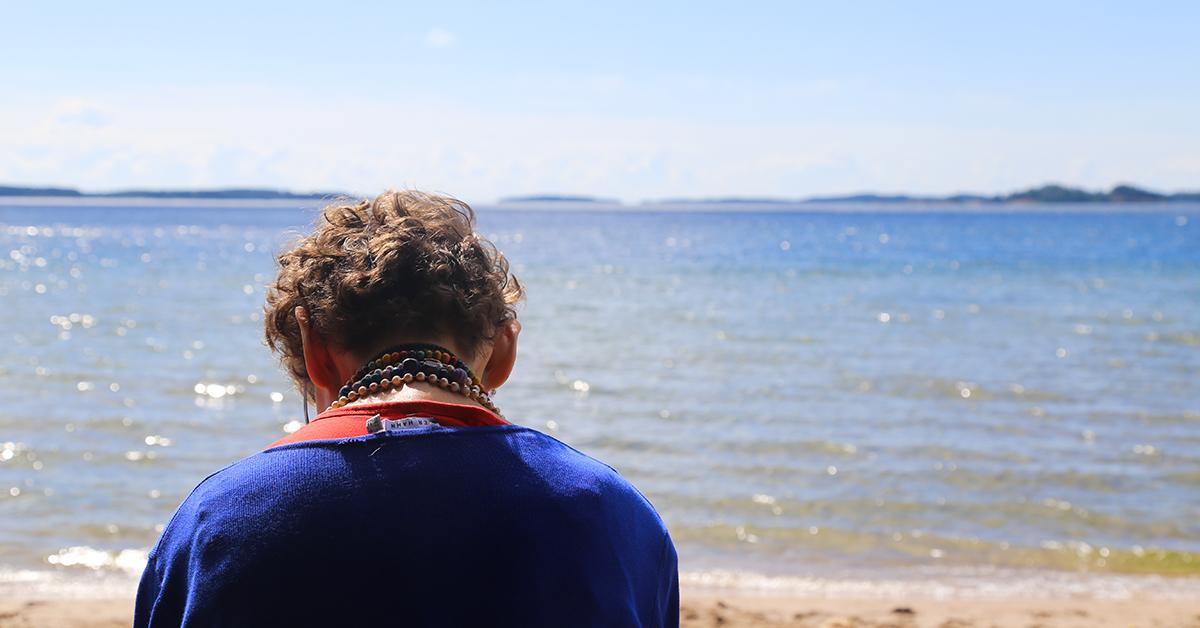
xmin=267 ymin=399 xmax=507 ymax=449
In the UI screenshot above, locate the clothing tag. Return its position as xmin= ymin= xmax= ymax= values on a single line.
xmin=365 ymin=414 xmax=441 ymax=434
xmin=382 ymin=417 xmax=439 ymax=431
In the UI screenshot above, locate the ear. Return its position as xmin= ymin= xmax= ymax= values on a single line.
xmin=481 ymin=319 xmax=521 ymax=392
xmin=295 ymin=306 xmax=342 ymax=402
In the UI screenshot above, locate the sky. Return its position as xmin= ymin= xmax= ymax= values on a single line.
xmin=2 ymin=1 xmax=1198 ymax=202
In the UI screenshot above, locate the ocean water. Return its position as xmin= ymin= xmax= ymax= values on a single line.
xmin=1 ymin=199 xmax=1198 ymax=597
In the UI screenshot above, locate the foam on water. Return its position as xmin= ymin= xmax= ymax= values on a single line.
xmin=681 ymin=567 xmax=1200 ymax=600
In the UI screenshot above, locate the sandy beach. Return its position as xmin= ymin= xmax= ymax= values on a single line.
xmin=679 ymin=592 xmax=1200 ymax=627
xmin=2 ymin=591 xmax=1197 ymax=627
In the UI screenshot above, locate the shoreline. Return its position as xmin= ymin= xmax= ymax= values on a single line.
xmin=4 ymin=568 xmax=1200 ymax=628
xmin=2 ymin=589 xmax=1197 ymax=627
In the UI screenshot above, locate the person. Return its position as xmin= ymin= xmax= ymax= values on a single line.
xmin=133 ymin=191 xmax=679 ymax=627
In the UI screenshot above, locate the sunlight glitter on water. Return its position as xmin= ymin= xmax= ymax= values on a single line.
xmin=0 ymin=201 xmax=1197 ymax=590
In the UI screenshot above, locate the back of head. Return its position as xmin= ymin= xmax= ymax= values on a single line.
xmin=263 ymin=190 xmax=523 ymax=389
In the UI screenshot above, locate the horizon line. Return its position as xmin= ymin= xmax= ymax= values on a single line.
xmin=1 ymin=181 xmax=1199 ymax=205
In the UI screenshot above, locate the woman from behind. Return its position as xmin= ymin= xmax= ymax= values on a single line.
xmin=134 ymin=191 xmax=678 ymax=627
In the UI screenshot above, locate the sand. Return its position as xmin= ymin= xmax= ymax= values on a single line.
xmin=680 ymin=592 xmax=1200 ymax=627
xmin=0 ymin=599 xmax=130 ymax=628
xmin=2 ymin=592 xmax=1198 ymax=627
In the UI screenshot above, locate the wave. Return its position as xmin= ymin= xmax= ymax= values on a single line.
xmin=680 ymin=567 xmax=1200 ymax=600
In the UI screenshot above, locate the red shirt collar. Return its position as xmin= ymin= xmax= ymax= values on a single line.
xmin=266 ymin=399 xmax=507 ymax=449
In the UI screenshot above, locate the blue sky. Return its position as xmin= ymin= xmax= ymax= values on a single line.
xmin=2 ymin=1 xmax=1197 ymax=201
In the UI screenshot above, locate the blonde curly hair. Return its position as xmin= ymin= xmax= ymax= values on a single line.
xmin=264 ymin=190 xmax=523 ymax=389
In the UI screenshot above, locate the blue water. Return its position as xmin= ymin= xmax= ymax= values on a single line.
xmin=1 ymin=200 xmax=1198 ymax=591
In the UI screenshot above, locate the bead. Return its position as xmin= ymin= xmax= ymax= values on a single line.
xmin=339 ymin=385 xmax=351 ymax=398
xmin=421 ymin=359 xmax=444 ymax=372
xmin=402 ymin=373 xmax=413 ymax=383
xmin=416 ymin=372 xmax=426 ymax=381
xmin=453 ymin=368 xmax=468 ymax=384
xmin=338 ymin=396 xmax=348 ymax=406
xmin=400 ymin=358 xmax=421 ymax=373
xmin=358 ymin=386 xmax=368 ymax=396
xmin=391 ymin=375 xmax=403 ymax=386
xmin=439 ymin=377 xmax=450 ymax=388
xmin=347 ymin=391 xmax=358 ymax=401
xmin=450 ymin=382 xmax=460 ymax=392
xmin=380 ymin=378 xmax=391 ymax=389
xmin=369 ymin=382 xmax=379 ymax=393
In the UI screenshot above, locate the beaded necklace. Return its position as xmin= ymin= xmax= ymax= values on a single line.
xmin=327 ymin=343 xmax=502 ymax=417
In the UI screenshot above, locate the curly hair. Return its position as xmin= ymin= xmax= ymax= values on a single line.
xmin=264 ymin=190 xmax=523 ymax=389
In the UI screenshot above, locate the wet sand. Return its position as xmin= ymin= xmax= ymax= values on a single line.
xmin=680 ymin=592 xmax=1200 ymax=627
xmin=2 ymin=592 xmax=1198 ymax=627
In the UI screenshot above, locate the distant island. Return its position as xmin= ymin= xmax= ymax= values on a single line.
xmin=0 ymin=185 xmax=343 ymax=200
xmin=499 ymin=194 xmax=621 ymax=204
xmin=652 ymin=184 xmax=1200 ymax=206
xmin=1 ymin=182 xmax=1197 ymax=204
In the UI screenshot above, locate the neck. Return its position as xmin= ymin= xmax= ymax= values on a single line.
xmin=317 ymin=342 xmax=501 ymax=418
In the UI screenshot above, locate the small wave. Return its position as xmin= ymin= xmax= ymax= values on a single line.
xmin=671 ymin=523 xmax=1200 ymax=576
xmin=1129 ymin=410 xmax=1200 ymax=425
xmin=45 ymin=546 xmax=147 ymax=575
xmin=1150 ymin=331 xmax=1200 ymax=347
xmin=844 ymin=375 xmax=1070 ymax=404
xmin=0 ymin=567 xmax=139 ymax=600
xmin=680 ymin=567 xmax=1200 ymax=600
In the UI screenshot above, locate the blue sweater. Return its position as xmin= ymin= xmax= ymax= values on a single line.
xmin=135 ymin=419 xmax=678 ymax=627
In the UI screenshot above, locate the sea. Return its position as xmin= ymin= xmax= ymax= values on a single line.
xmin=1 ymin=198 xmax=1198 ymax=599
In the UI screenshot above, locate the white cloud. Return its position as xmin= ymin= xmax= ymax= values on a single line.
xmin=1 ymin=87 xmax=1197 ymax=201
xmin=51 ymin=98 xmax=111 ymax=128
xmin=424 ymin=28 xmax=455 ymax=48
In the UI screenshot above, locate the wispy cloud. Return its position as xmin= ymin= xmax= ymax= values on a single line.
xmin=2 ymin=85 xmax=1197 ymax=201
xmin=424 ymin=27 xmax=455 ymax=48
xmin=51 ymin=98 xmax=110 ymax=128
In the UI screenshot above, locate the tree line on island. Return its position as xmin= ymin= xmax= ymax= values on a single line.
xmin=640 ymin=184 xmax=1200 ymax=205
xmin=0 ymin=186 xmax=342 ymax=200
xmin=1 ymin=183 xmax=1197 ymax=204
